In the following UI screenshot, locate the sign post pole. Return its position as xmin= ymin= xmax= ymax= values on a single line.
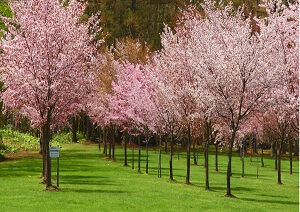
xmin=57 ymin=156 xmax=59 ymax=187
xmin=50 ymin=146 xmax=60 ymax=188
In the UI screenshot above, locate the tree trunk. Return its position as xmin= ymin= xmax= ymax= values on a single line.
xmin=85 ymin=116 xmax=92 ymax=142
xmin=289 ymin=140 xmax=293 ymax=175
xmin=169 ymin=131 xmax=174 ymax=180
xmin=41 ymin=122 xmax=52 ymax=189
xmin=103 ymin=127 xmax=107 ymax=156
xmin=108 ymin=129 xmax=112 ymax=158
xmin=146 ymin=139 xmax=149 ymax=174
xmin=250 ymin=144 xmax=253 ymax=164
xmin=275 ymin=142 xmax=278 ymax=170
xmin=226 ymin=129 xmax=237 ymax=197
xmin=278 ymin=140 xmax=282 ymax=184
xmin=98 ymin=128 xmax=101 ymax=152
xmin=215 ymin=143 xmax=218 ymax=172
xmin=124 ymin=133 xmax=128 ymax=166
xmin=186 ymin=125 xmax=191 ymax=184
xmin=158 ymin=134 xmax=162 ymax=178
xmin=138 ymin=135 xmax=141 ymax=173
xmin=177 ymin=142 xmax=180 ymax=160
xmin=205 ymin=142 xmax=209 ymax=190
xmin=193 ymin=138 xmax=197 ymax=165
xmin=72 ymin=116 xmax=77 ymax=143
xmin=131 ymin=136 xmax=134 ymax=170
xmin=112 ymin=129 xmax=115 ymax=161
xmin=164 ymin=137 xmax=168 ymax=153
xmin=271 ymin=142 xmax=276 ymax=157
xmin=241 ymin=145 xmax=245 ymax=178
xmin=261 ymin=146 xmax=264 ymax=167
xmin=204 ymin=120 xmax=210 ymax=190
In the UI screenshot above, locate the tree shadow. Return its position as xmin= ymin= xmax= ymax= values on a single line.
xmin=63 ymin=188 xmax=129 ymax=194
xmin=240 ymin=197 xmax=298 ymax=205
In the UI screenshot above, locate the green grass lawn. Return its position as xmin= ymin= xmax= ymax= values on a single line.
xmin=0 ymin=142 xmax=298 ymax=211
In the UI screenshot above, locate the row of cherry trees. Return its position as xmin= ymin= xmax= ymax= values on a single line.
xmin=88 ymin=0 xmax=298 ymax=197
xmin=0 ymin=0 xmax=298 ymax=195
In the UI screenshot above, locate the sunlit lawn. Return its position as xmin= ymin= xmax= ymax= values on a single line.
xmin=0 ymin=142 xmax=298 ymax=211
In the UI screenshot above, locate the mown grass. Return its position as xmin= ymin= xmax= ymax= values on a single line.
xmin=0 ymin=142 xmax=298 ymax=211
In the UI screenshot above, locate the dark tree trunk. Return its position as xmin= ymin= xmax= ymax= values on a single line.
xmin=124 ymin=132 xmax=128 ymax=166
xmin=193 ymin=138 xmax=197 ymax=165
xmin=164 ymin=137 xmax=168 ymax=153
xmin=289 ymin=140 xmax=293 ymax=175
xmin=204 ymin=120 xmax=210 ymax=190
xmin=85 ymin=116 xmax=92 ymax=142
xmin=103 ymin=127 xmax=107 ymax=156
xmin=250 ymin=144 xmax=253 ymax=164
xmin=205 ymin=142 xmax=209 ymax=190
xmin=282 ymin=141 xmax=287 ymax=154
xmin=271 ymin=142 xmax=276 ymax=157
xmin=112 ymin=128 xmax=115 ymax=161
xmin=41 ymin=121 xmax=52 ymax=189
xmin=146 ymin=139 xmax=149 ymax=174
xmin=131 ymin=136 xmax=134 ymax=170
xmin=158 ymin=134 xmax=162 ymax=178
xmin=186 ymin=125 xmax=191 ymax=184
xmin=109 ymin=130 xmax=112 ymax=159
xmin=98 ymin=128 xmax=101 ymax=152
xmin=275 ymin=142 xmax=278 ymax=170
xmin=226 ymin=128 xmax=237 ymax=197
xmin=138 ymin=135 xmax=141 ymax=173
xmin=278 ymin=141 xmax=282 ymax=184
xmin=261 ymin=145 xmax=264 ymax=167
xmin=72 ymin=117 xmax=77 ymax=143
xmin=177 ymin=142 xmax=180 ymax=160
xmin=215 ymin=143 xmax=218 ymax=172
xmin=241 ymin=145 xmax=245 ymax=178
xmin=169 ymin=131 xmax=174 ymax=180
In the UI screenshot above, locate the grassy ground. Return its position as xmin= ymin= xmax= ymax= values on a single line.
xmin=0 ymin=142 xmax=298 ymax=211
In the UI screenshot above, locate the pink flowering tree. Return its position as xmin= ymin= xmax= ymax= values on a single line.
xmin=257 ymin=0 xmax=299 ymax=182
xmin=177 ymin=1 xmax=277 ymax=196
xmin=0 ymin=0 xmax=101 ymax=189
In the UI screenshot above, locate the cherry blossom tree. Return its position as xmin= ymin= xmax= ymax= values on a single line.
xmin=257 ymin=0 xmax=299 ymax=183
xmin=172 ymin=1 xmax=277 ymax=196
xmin=0 ymin=0 xmax=101 ymax=189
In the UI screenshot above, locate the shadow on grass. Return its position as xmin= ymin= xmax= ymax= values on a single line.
xmin=211 ymin=186 xmax=256 ymax=192
xmin=240 ymin=197 xmax=298 ymax=205
xmin=63 ymin=188 xmax=129 ymax=194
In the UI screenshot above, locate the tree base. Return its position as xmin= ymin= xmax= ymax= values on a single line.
xmin=44 ymin=185 xmax=60 ymax=191
xmin=225 ymin=194 xmax=237 ymax=198
xmin=214 ymin=170 xmax=219 ymax=173
xmin=123 ymin=164 xmax=130 ymax=167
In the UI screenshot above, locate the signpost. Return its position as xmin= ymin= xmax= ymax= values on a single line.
xmin=50 ymin=146 xmax=60 ymax=187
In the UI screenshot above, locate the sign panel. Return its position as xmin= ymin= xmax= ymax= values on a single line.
xmin=50 ymin=146 xmax=60 ymax=158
